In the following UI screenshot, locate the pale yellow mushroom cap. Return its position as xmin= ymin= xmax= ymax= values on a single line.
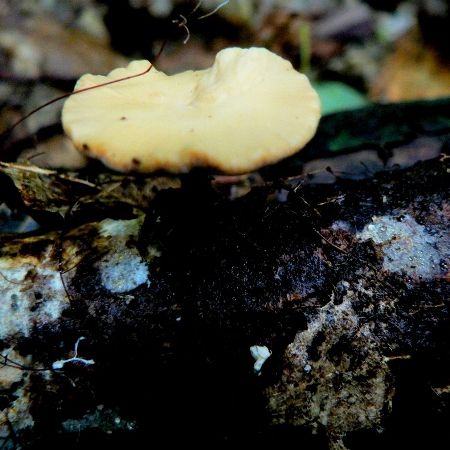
xmin=62 ymin=47 xmax=320 ymax=174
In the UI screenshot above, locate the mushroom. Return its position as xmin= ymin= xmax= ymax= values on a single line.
xmin=62 ymin=47 xmax=320 ymax=174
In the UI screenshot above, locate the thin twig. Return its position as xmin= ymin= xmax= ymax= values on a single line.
xmin=0 ymin=161 xmax=98 ymax=188
xmin=191 ymin=0 xmax=203 ymax=15
xmin=313 ymin=228 xmax=349 ymax=254
xmin=197 ymin=0 xmax=230 ymax=20
xmin=0 ymin=41 xmax=167 ymax=147
xmin=173 ymin=14 xmax=191 ymax=44
xmin=0 ymin=353 xmax=48 ymax=372
xmin=0 ymin=271 xmax=28 ymax=286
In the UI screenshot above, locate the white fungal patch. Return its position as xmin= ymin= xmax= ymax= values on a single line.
xmin=357 ymin=214 xmax=442 ymax=280
xmin=37 ymin=268 xmax=68 ymax=320
xmin=97 ymin=216 xmax=149 ymax=294
xmin=250 ymin=345 xmax=271 ymax=374
xmin=266 ymin=293 xmax=392 ymax=438
xmin=99 ymin=217 xmax=143 ymax=238
xmin=98 ymin=249 xmax=148 ymax=294
xmin=0 ymin=265 xmax=33 ymax=339
xmin=0 ymin=261 xmax=69 ymax=340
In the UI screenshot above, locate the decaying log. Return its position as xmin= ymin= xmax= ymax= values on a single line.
xmin=0 ymin=150 xmax=449 ymax=449
xmin=0 ymin=98 xmax=449 ymax=449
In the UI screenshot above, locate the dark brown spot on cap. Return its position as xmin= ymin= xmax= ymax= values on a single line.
xmin=82 ymin=143 xmax=90 ymax=151
xmin=132 ymin=158 xmax=141 ymax=166
xmin=120 ymin=116 xmax=127 ymax=121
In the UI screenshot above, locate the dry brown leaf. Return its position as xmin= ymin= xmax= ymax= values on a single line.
xmin=0 ymin=16 xmax=128 ymax=80
xmin=371 ymin=27 xmax=450 ymax=102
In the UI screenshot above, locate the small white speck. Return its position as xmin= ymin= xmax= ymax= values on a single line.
xmin=250 ymin=345 xmax=271 ymax=374
xmin=52 ymin=337 xmax=95 ymax=370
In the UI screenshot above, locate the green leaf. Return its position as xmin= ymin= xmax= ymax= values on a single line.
xmin=313 ymin=81 xmax=369 ymax=116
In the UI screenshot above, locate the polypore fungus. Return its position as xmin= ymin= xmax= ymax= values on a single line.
xmin=62 ymin=47 xmax=320 ymax=174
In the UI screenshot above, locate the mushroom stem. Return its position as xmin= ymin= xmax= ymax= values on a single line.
xmin=180 ymin=169 xmax=215 ymax=196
